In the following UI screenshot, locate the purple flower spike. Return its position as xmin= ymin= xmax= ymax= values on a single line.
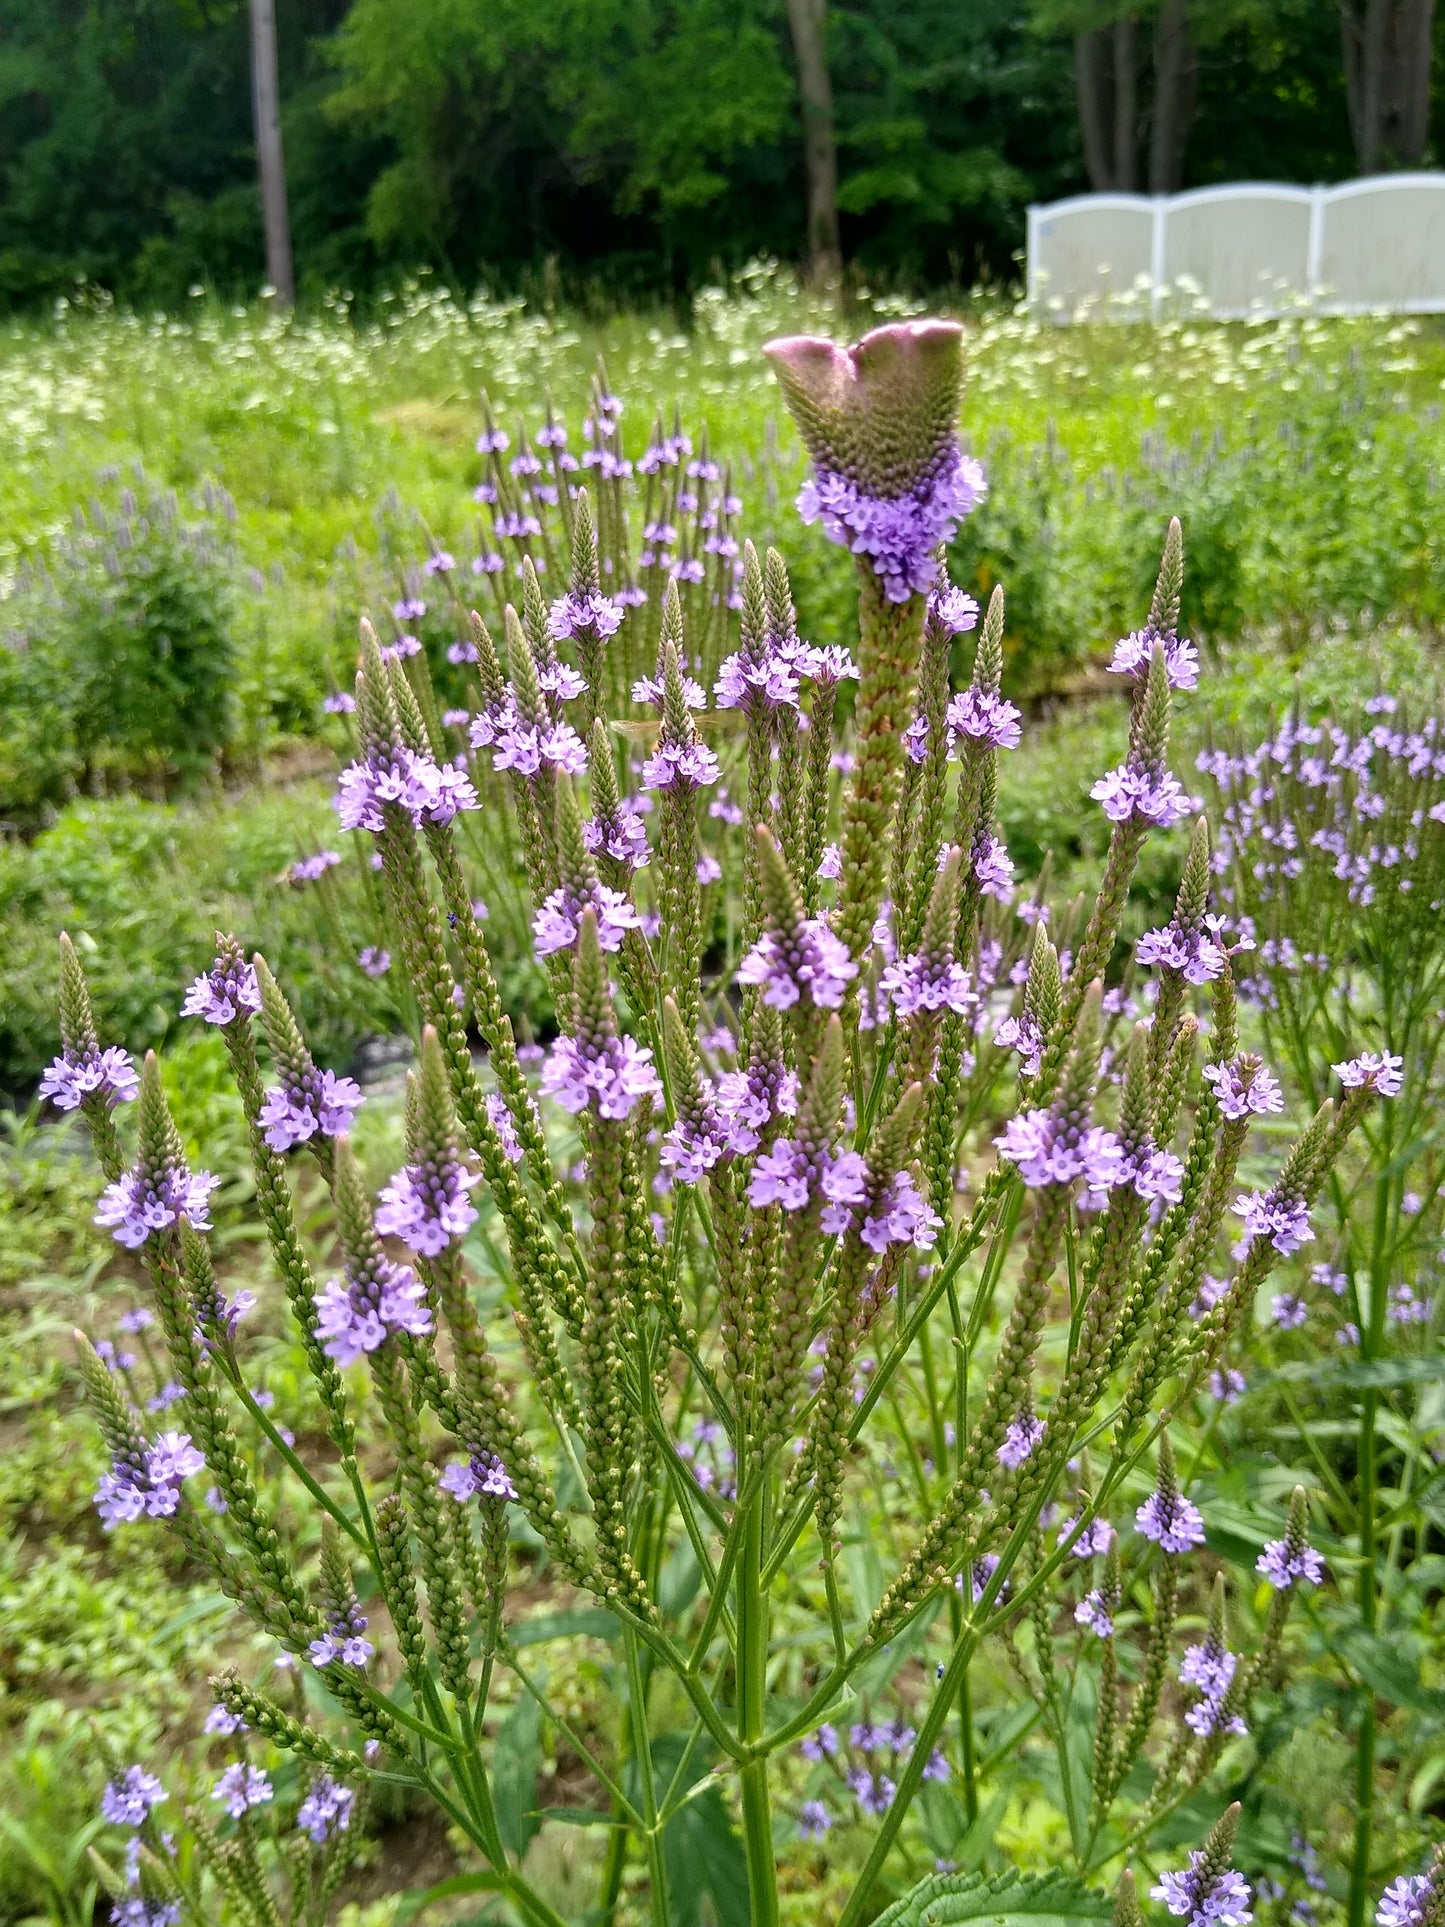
xmin=211 ymin=1763 xmax=273 ymax=1818
xmin=737 ymin=917 xmax=858 ymax=1012
xmin=1257 ymin=1535 xmax=1325 ymax=1589
xmin=799 ymin=1799 xmax=832 ymax=1839
xmin=1075 ymin=1589 xmax=1115 ymax=1637
xmin=1136 ymin=1488 xmax=1206 ymax=1554
xmin=1378 ymin=1875 xmax=1433 ymax=1927
xmin=998 ymin=1413 xmax=1046 ymax=1468
xmin=533 ymin=881 xmax=641 ymax=957
xmin=297 ymin=1776 xmax=355 ymax=1844
xmin=259 ymin=1067 xmax=364 ymax=1153
xmin=1110 ymin=630 xmax=1199 ymax=691
xmin=40 ymin=1044 xmax=139 ymax=1112
xmin=1152 ymin=1856 xmax=1253 ymax=1927
xmin=1232 ymin=1188 xmax=1313 ymax=1258
xmin=947 ymin=688 xmax=1022 ymax=751
xmin=766 ymin=322 xmax=983 ymax=602
xmin=439 ymin=1450 xmax=518 ymax=1502
xmin=375 ymin=1153 xmax=479 ymax=1257
xmin=1333 ymin=1051 xmax=1403 ymax=1097
xmin=181 ymin=954 xmax=261 ymax=1027
xmin=540 ymin=1033 xmax=662 ymax=1120
xmin=94 ymin=1431 xmax=206 ymax=1528
xmin=1202 ymin=1060 xmax=1284 ymax=1120
xmin=96 ymin=1163 xmax=219 ymax=1250
xmin=1090 ymin=763 xmax=1194 ymax=829
xmin=315 ymin=1255 xmax=431 ymax=1366
xmin=101 ymin=1766 xmax=166 ymax=1828
xmin=335 ymin=746 xmax=478 ymax=832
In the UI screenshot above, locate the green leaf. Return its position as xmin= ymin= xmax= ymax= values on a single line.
xmin=395 ymin=1872 xmax=508 ymax=1923
xmin=871 ymin=1866 xmax=1113 ymax=1927
xmin=492 ymin=1692 xmax=542 ymax=1858
xmin=1337 ymin=1628 xmax=1445 ymax=1716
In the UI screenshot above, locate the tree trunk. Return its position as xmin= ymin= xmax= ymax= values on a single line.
xmin=1149 ymin=0 xmax=1196 ymax=193
xmin=784 ymin=0 xmax=842 ymax=278
xmin=1112 ymin=14 xmax=1138 ymax=191
xmin=249 ymin=0 xmax=294 ymax=306
xmin=1341 ymin=0 xmax=1435 ymax=169
xmin=1075 ymin=29 xmax=1116 ymax=191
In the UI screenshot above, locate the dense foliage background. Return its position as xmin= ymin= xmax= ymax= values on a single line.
xmin=0 ymin=0 xmax=1439 ymax=309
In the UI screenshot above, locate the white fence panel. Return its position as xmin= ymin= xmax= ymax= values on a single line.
xmin=1027 ymin=173 xmax=1445 ymax=320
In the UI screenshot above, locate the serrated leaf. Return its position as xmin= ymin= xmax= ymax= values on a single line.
xmin=871 ymin=1866 xmax=1113 ymax=1927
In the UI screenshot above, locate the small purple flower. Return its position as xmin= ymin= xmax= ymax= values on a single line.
xmin=1203 ymin=1061 xmax=1284 ymax=1120
xmin=799 ymin=1799 xmax=832 ymax=1839
xmin=1210 ymin=1368 xmax=1246 ymax=1403
xmin=423 ymin=550 xmax=455 ymax=576
xmin=315 ymin=1256 xmax=432 ymax=1366
xmin=336 ymin=747 xmax=479 ymax=831
xmin=1136 ymin=1489 xmax=1206 ymax=1553
xmin=439 ymin=1451 xmax=518 ymax=1503
xmin=375 ymin=1152 xmax=479 ymax=1256
xmin=998 ymin=1414 xmax=1046 ymax=1468
xmin=1257 ymin=1536 xmax=1325 ymax=1589
xmin=1090 ymin=762 xmax=1194 ymax=828
xmin=1075 ymin=1589 xmax=1115 ymax=1637
xmin=930 ymin=585 xmax=979 ymax=634
xmin=1233 ymin=1189 xmax=1313 ymax=1258
xmin=309 ymin=1598 xmax=373 ymax=1669
xmin=181 ymin=952 xmax=262 ymax=1026
xmin=323 ymin=691 xmax=356 ymax=714
xmin=1136 ymin=919 xmax=1227 ymax=983
xmin=486 ymin=1092 xmax=525 ymax=1164
xmin=259 ymin=1068 xmax=364 ymax=1153
xmin=973 ymin=835 xmax=1015 ymax=901
xmin=848 ymin=1767 xmax=897 ymax=1816
xmin=548 ymin=589 xmax=624 ymax=645
xmin=585 ymin=798 xmax=651 ymax=870
xmin=1378 ymin=1875 xmax=1432 ymax=1927
xmin=203 ymin=1704 xmax=246 ymax=1735
xmin=799 ymin=1723 xmax=839 ymax=1760
xmin=1152 ymin=1855 xmax=1252 ymax=1926
xmin=532 ymin=882 xmax=641 ymax=957
xmin=1060 ymin=1515 xmax=1114 ymax=1558
xmin=93 ymin=1430 xmax=206 ymax=1527
xmin=1271 ymin=1292 xmax=1308 ymax=1329
xmin=297 ymin=1776 xmax=355 ymax=1844
xmin=947 ymin=688 xmax=1022 ymax=751
xmin=289 ymin=850 xmax=342 ymax=884
xmin=737 ymin=918 xmax=858 ymax=1012
xmin=101 ymin=1766 xmax=166 ymax=1828
xmin=1109 ymin=630 xmax=1199 ymax=691
xmin=880 ymin=947 xmax=973 ymax=1018
xmin=358 ymin=946 xmax=391 ymax=977
xmin=995 ymin=1108 xmax=1124 ymax=1197
xmin=855 ymin=1170 xmax=942 ymax=1252
xmin=211 ymin=1763 xmax=273 ymax=1819
xmin=40 ymin=1045 xmax=139 ymax=1111
xmin=713 ymin=648 xmax=801 ymax=713
xmin=96 ymin=1163 xmax=219 ymax=1250
xmin=1333 ymin=1052 xmax=1403 ymax=1097
xmin=994 ymin=1013 xmax=1044 ymax=1078
xmin=540 ymin=1033 xmax=662 ymax=1120
xmin=641 ymin=738 xmax=720 ymax=791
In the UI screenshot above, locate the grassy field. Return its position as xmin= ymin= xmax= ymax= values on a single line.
xmin=1 ymin=270 xmax=1443 ymax=1927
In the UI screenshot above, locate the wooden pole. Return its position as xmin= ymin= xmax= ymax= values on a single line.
xmin=249 ymin=0 xmax=295 ymax=306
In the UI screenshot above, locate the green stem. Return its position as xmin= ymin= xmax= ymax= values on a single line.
xmin=625 ymin=1627 xmax=671 ymax=1927
xmin=737 ymin=1497 xmax=779 ymax=1927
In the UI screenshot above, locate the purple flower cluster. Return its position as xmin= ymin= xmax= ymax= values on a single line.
xmin=1202 ymin=1060 xmax=1284 ymax=1120
xmin=797 ymin=449 xmax=986 ymax=603
xmin=181 ymin=955 xmax=261 ymax=1026
xmin=95 ymin=1432 xmax=207 ymax=1529
xmin=995 ymin=1107 xmax=1124 ymax=1202
xmin=1136 ymin=1488 xmax=1207 ymax=1553
xmin=998 ymin=1413 xmax=1046 ymax=1468
xmin=548 ymin=590 xmax=624 ymax=642
xmin=584 ymin=797 xmax=650 ymax=870
xmin=1233 ymin=1188 xmax=1313 ymax=1258
xmin=471 ymin=701 xmax=588 ymax=778
xmin=211 ymin=1763 xmax=272 ymax=1818
xmin=947 ymin=687 xmax=1021 ymax=751
xmin=297 ymin=1776 xmax=355 ymax=1844
xmin=259 ymin=1067 xmax=364 ymax=1153
xmin=737 ymin=918 xmax=858 ymax=1012
xmin=1256 ymin=1534 xmax=1325 ymax=1589
xmin=40 ymin=1044 xmax=139 ymax=1111
xmin=309 ymin=1600 xmax=374 ymax=1667
xmin=336 ymin=747 xmax=478 ymax=832
xmin=1136 ymin=917 xmax=1228 ymax=983
xmin=440 ymin=1451 xmax=518 ymax=1502
xmin=1090 ymin=762 xmax=1194 ymax=829
xmin=994 ymin=1013 xmax=1044 ymax=1078
xmin=1378 ymin=1874 xmax=1434 ymax=1927
xmin=749 ymin=1140 xmax=867 ymax=1216
xmin=1075 ymin=1588 xmax=1116 ymax=1637
xmin=315 ymin=1255 xmax=432 ymax=1366
xmin=96 ymin=1160 xmax=219 ymax=1250
xmin=1334 ymin=1051 xmax=1404 ymax=1097
xmin=879 ymin=946 xmax=973 ymax=1018
xmin=289 ymin=850 xmax=342 ymax=884
xmin=1152 ymin=1854 xmax=1253 ymax=1926
xmin=1180 ymin=1639 xmax=1246 ymax=1738
xmin=540 ymin=1032 xmax=663 ymax=1120
xmin=375 ymin=1152 xmax=479 ymax=1256
xmin=1109 ymin=629 xmax=1200 ymax=691
xmin=101 ymin=1766 xmax=165 ymax=1827
xmin=533 ymin=881 xmax=641 ymax=957
xmin=641 ymin=737 xmax=720 ymax=792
